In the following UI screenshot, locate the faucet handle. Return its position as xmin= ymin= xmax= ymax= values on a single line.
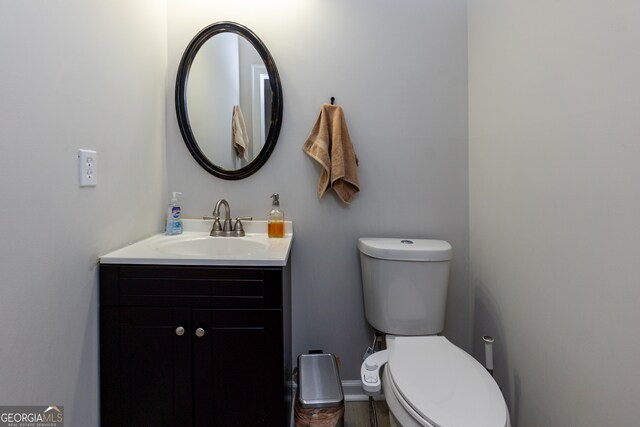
xmin=204 ymin=215 xmax=224 ymax=236
xmin=232 ymin=217 xmax=253 ymax=237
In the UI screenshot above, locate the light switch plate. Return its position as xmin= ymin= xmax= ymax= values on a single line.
xmin=78 ymin=149 xmax=97 ymax=186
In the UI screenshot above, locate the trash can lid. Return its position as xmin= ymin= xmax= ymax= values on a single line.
xmin=298 ymin=353 xmax=344 ymax=408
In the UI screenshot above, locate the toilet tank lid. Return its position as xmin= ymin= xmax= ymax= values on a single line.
xmin=358 ymin=238 xmax=452 ymax=261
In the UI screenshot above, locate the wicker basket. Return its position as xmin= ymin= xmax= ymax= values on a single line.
xmin=294 ymin=399 xmax=345 ymax=427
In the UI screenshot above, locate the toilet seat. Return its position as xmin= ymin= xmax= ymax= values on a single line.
xmin=386 ymin=336 xmax=508 ymax=427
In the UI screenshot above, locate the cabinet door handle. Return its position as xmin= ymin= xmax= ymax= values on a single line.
xmin=175 ymin=326 xmax=185 ymax=336
xmin=195 ymin=327 xmax=205 ymax=338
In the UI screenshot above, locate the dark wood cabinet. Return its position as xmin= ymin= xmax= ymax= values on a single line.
xmin=100 ymin=263 xmax=291 ymax=427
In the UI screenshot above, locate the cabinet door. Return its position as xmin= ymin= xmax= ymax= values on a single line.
xmin=101 ymin=307 xmax=193 ymax=427
xmin=192 ymin=309 xmax=283 ymax=427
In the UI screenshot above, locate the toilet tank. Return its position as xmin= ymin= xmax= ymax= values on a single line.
xmin=358 ymin=238 xmax=453 ymax=336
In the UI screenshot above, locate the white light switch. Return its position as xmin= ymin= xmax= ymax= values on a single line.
xmin=78 ymin=149 xmax=97 ymax=187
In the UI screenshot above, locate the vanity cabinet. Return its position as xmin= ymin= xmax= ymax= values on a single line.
xmin=99 ymin=263 xmax=291 ymax=427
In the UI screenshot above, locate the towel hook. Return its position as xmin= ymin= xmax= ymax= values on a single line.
xmin=330 ymin=97 xmax=335 ymax=105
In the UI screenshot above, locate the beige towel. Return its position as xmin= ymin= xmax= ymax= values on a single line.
xmin=303 ymin=104 xmax=360 ymax=204
xmin=232 ymin=105 xmax=250 ymax=161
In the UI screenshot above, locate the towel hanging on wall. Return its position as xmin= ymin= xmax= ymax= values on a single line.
xmin=303 ymin=104 xmax=360 ymax=204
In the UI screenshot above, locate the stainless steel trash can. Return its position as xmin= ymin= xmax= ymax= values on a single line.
xmin=295 ymin=353 xmax=344 ymax=427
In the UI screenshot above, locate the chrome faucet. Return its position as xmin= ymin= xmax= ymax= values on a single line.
xmin=214 ymin=199 xmax=233 ymax=235
xmin=204 ymin=199 xmax=252 ymax=237
xmin=205 ymin=199 xmax=233 ymax=236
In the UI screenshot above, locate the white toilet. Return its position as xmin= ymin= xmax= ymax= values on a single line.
xmin=358 ymin=238 xmax=510 ymax=427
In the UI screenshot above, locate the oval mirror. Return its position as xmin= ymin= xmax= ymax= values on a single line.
xmin=175 ymin=22 xmax=283 ymax=180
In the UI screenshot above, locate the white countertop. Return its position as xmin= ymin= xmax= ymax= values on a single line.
xmin=99 ymin=219 xmax=293 ymax=267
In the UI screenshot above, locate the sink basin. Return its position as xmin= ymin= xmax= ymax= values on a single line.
xmin=155 ymin=236 xmax=268 ymax=257
xmin=99 ymin=219 xmax=292 ymax=266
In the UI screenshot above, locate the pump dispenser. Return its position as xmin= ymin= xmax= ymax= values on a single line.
xmin=268 ymin=193 xmax=284 ymax=238
xmin=165 ymin=192 xmax=183 ymax=235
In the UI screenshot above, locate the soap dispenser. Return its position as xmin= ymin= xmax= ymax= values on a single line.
xmin=165 ymin=192 xmax=183 ymax=235
xmin=268 ymin=193 xmax=284 ymax=238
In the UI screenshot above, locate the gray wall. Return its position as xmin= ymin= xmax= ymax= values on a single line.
xmin=0 ymin=1 xmax=167 ymax=424
xmin=469 ymin=1 xmax=640 ymax=425
xmin=166 ymin=0 xmax=470 ymax=379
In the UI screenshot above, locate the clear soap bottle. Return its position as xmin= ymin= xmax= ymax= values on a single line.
xmin=165 ymin=192 xmax=183 ymax=235
xmin=268 ymin=193 xmax=284 ymax=238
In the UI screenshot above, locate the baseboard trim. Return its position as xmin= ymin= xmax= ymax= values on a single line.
xmin=342 ymin=380 xmax=368 ymax=401
xmin=291 ymin=380 xmax=384 ymax=402
xmin=342 ymin=380 xmax=384 ymax=402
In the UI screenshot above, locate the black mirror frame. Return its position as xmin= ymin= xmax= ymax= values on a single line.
xmin=175 ymin=22 xmax=283 ymax=180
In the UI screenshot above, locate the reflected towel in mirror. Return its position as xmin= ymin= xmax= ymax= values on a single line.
xmin=232 ymin=105 xmax=250 ymax=161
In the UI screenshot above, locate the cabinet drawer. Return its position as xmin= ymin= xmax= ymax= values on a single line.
xmin=100 ymin=264 xmax=284 ymax=309
xmin=118 ymin=265 xmax=264 ymax=280
xmin=119 ymin=278 xmax=265 ymax=308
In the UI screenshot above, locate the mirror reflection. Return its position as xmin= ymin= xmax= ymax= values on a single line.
xmin=187 ymin=33 xmax=273 ymax=170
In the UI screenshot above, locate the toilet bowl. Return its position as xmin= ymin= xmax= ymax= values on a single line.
xmin=358 ymin=238 xmax=510 ymax=427
xmin=381 ymin=335 xmax=510 ymax=427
